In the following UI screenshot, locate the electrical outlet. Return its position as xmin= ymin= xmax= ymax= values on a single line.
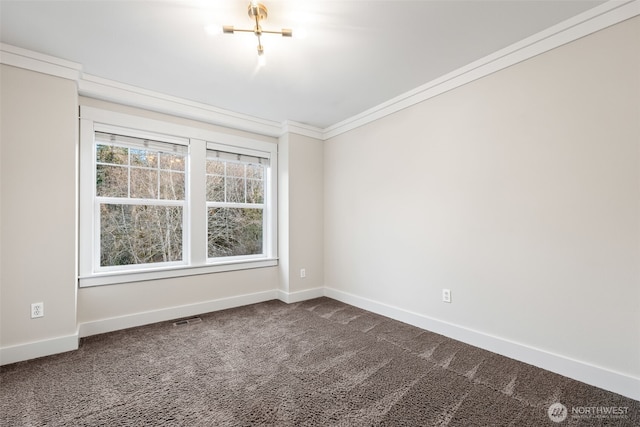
xmin=31 ymin=302 xmax=44 ymax=318
xmin=300 ymin=268 xmax=306 ymax=278
xmin=442 ymin=289 xmax=451 ymax=303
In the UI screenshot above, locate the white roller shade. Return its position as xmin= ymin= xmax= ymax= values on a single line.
xmin=206 ymin=142 xmax=270 ymax=166
xmin=95 ymin=131 xmax=188 ymax=155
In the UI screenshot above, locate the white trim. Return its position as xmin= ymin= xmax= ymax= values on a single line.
xmin=0 ymin=43 xmax=82 ymax=81
xmin=0 ymin=44 xmax=280 ymax=137
xmin=322 ymin=0 xmax=640 ymax=139
xmin=277 ymin=287 xmax=325 ymax=304
xmin=79 ymin=259 xmax=278 ymax=287
xmin=79 ymin=106 xmax=279 ymax=286
xmin=95 ymin=124 xmax=190 ymax=147
xmin=2 ymin=1 xmax=638 ymax=140
xmin=81 ymin=105 xmax=277 ymax=153
xmin=78 ymin=74 xmax=284 ymax=137
xmin=324 ymin=287 xmax=640 ymax=401
xmin=78 ymin=290 xmax=278 ymax=338
xmin=281 ymin=121 xmax=324 ymax=140
xmin=4 ymin=287 xmax=638 ymax=401
xmin=0 ymin=333 xmax=79 ymax=366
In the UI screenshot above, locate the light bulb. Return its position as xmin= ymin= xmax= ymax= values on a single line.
xmin=294 ymin=28 xmax=308 ymax=39
xmin=204 ymin=24 xmax=222 ymax=36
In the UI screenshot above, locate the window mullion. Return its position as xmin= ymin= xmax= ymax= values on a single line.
xmin=207 ymin=202 xmax=264 ymax=209
xmin=80 ymin=106 xmax=277 ymax=287
xmin=127 ymin=148 xmax=132 ymax=198
xmin=156 ymin=160 xmax=160 ymax=202
xmin=224 ymin=162 xmax=228 ymax=203
xmin=96 ymin=197 xmax=185 ymax=207
xmin=188 ymin=139 xmax=207 ymax=266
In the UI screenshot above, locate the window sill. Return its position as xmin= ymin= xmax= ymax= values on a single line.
xmin=78 ymin=258 xmax=279 ymax=287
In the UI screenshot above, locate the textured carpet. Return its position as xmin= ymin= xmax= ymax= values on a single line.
xmin=1 ymin=297 xmax=638 ymax=426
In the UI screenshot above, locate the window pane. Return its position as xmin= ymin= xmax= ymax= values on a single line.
xmin=160 ymin=153 xmax=185 ymax=171
xmin=97 ymin=165 xmax=128 ymax=197
xmin=226 ymin=162 xmax=245 ymax=177
xmin=97 ymin=144 xmax=128 ymax=165
xmin=206 ymin=175 xmax=224 ymax=202
xmin=130 ymin=168 xmax=158 ymax=199
xmin=206 ymin=158 xmax=224 ymax=175
xmin=246 ymin=164 xmax=263 ymax=180
xmin=130 ymin=148 xmax=158 ymax=168
xmin=159 ymin=171 xmax=185 ymax=200
xmin=226 ymin=177 xmax=245 ymax=203
xmin=208 ymin=207 xmax=263 ymax=258
xmin=246 ymin=179 xmax=264 ymax=204
xmin=100 ymin=204 xmax=183 ymax=266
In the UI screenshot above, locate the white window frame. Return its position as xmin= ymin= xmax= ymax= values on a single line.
xmin=205 ymin=144 xmax=271 ymax=263
xmin=79 ymin=106 xmax=278 ymax=287
xmin=93 ymin=129 xmax=190 ymax=273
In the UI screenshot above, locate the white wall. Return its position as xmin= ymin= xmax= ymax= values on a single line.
xmin=325 ymin=14 xmax=640 ymax=385
xmin=0 ymin=65 xmax=78 ymax=356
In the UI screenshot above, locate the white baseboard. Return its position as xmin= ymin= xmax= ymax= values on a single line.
xmin=5 ymin=287 xmax=638 ymax=401
xmin=0 ymin=333 xmax=79 ymax=366
xmin=324 ymin=287 xmax=640 ymax=401
xmin=2 ymin=289 xmax=303 ymax=366
xmin=277 ymin=287 xmax=325 ymax=304
xmin=78 ymin=290 xmax=278 ymax=338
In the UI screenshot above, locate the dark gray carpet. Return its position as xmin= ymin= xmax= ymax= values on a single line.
xmin=1 ymin=297 xmax=638 ymax=426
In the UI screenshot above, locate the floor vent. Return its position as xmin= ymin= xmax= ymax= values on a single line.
xmin=173 ymin=317 xmax=202 ymax=326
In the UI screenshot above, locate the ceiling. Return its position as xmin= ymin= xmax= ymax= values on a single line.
xmin=0 ymin=0 xmax=607 ymax=129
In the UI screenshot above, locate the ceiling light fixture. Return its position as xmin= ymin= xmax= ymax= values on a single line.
xmin=223 ymin=1 xmax=292 ymax=57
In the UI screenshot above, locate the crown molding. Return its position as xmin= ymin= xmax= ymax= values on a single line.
xmin=322 ymin=0 xmax=640 ymax=140
xmin=0 ymin=43 xmax=82 ymax=81
xmin=0 ymin=44 xmax=285 ymax=138
xmin=78 ymin=74 xmax=284 ymax=137
xmin=2 ymin=1 xmax=638 ymax=141
xmin=281 ymin=121 xmax=324 ymax=140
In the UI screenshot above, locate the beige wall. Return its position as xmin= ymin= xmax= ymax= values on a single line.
xmin=1 ymin=15 xmax=636 ymax=396
xmin=325 ymin=17 xmax=640 ymax=378
xmin=76 ymin=98 xmax=282 ymax=327
xmin=77 ymin=268 xmax=280 ymax=325
xmin=1 ymin=75 xmax=314 ymax=355
xmin=279 ymin=132 xmax=324 ymax=296
xmin=1 ymin=65 xmax=78 ymax=348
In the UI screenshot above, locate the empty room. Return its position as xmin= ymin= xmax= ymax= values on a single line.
xmin=1 ymin=0 xmax=639 ymax=425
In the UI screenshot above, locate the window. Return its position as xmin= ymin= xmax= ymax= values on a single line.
xmin=206 ymin=149 xmax=268 ymax=259
xmin=96 ymin=133 xmax=187 ymax=269
xmin=79 ymin=107 xmax=277 ymax=286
